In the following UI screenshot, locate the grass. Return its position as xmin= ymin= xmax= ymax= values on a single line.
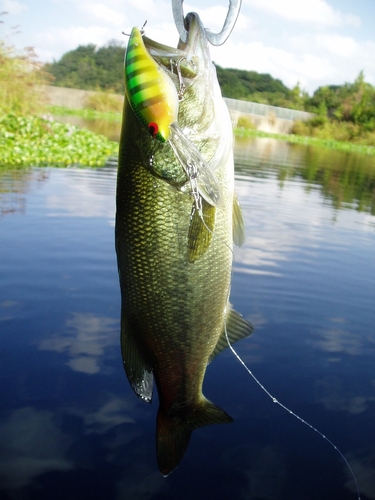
xmin=50 ymin=106 xmax=375 ymax=157
xmin=234 ymin=127 xmax=375 ymax=156
xmin=84 ymin=88 xmax=123 ymax=113
xmin=0 ymin=24 xmax=119 ymax=168
xmin=0 ymin=35 xmax=48 ymax=115
xmin=48 ymin=105 xmax=122 ymax=122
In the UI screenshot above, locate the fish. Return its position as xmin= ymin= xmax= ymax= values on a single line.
xmin=115 ymin=12 xmax=253 ymax=476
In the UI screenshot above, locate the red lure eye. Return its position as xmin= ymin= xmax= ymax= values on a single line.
xmin=148 ymin=122 xmax=159 ymax=137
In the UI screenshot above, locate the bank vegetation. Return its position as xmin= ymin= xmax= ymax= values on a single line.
xmin=0 ymin=20 xmax=118 ymax=168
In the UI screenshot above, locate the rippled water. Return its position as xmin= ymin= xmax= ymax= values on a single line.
xmin=0 ymin=138 xmax=374 ymax=500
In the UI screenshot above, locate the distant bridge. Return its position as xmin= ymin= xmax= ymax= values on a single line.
xmin=41 ymin=85 xmax=314 ymax=135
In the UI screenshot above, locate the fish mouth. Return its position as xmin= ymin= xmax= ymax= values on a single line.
xmin=177 ymin=12 xmax=210 ymax=63
xmin=143 ymin=12 xmax=210 ymax=90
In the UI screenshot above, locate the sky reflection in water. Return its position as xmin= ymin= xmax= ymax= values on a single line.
xmin=0 ymin=138 xmax=374 ymax=499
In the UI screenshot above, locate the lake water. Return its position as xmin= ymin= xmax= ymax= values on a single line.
xmin=0 ymin=138 xmax=374 ymax=500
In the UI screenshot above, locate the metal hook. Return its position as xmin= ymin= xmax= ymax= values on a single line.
xmin=172 ymin=0 xmax=242 ymax=46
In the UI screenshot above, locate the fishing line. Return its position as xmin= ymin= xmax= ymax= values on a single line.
xmin=223 ymin=326 xmax=361 ymax=500
xmin=190 ymin=185 xmax=361 ymax=498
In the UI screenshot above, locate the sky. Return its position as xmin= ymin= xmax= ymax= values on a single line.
xmin=1 ymin=0 xmax=375 ymax=95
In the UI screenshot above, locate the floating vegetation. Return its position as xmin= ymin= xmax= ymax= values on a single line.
xmin=0 ymin=114 xmax=118 ymax=168
xmin=235 ymin=127 xmax=375 ymax=156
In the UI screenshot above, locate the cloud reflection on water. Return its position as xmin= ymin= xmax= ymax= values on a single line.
xmin=315 ymin=375 xmax=375 ymax=414
xmin=0 ymin=395 xmax=161 ymax=496
xmin=346 ymin=448 xmax=375 ymax=499
xmin=45 ymin=168 xmax=116 ymax=221
xmin=0 ymin=407 xmax=73 ymax=489
xmin=311 ymin=327 xmax=363 ymax=356
xmin=223 ymin=442 xmax=287 ymax=500
xmin=39 ymin=312 xmax=119 ymax=374
xmin=82 ymin=397 xmax=136 ymax=433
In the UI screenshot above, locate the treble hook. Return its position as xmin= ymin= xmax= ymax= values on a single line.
xmin=172 ymin=0 xmax=242 ymax=46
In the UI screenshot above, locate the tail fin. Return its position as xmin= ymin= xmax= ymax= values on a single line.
xmin=156 ymin=398 xmax=232 ymax=476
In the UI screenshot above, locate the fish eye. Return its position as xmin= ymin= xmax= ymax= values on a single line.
xmin=148 ymin=122 xmax=159 ymax=137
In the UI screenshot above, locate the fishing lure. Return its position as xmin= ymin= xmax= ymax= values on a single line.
xmin=124 ymin=26 xmax=222 ymax=208
xmin=124 ymin=26 xmax=179 ymax=142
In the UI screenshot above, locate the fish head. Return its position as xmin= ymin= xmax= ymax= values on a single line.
xmin=127 ymin=12 xmax=233 ymax=188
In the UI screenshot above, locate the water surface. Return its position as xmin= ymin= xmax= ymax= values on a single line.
xmin=0 ymin=138 xmax=374 ymax=500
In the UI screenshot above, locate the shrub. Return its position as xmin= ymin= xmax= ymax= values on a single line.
xmin=0 ymin=21 xmax=49 ymax=114
xmin=237 ymin=115 xmax=255 ymax=129
xmin=84 ymin=88 xmax=123 ymax=113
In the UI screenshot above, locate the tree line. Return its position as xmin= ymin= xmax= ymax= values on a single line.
xmin=43 ymin=42 xmax=375 ymax=137
xmin=43 ymin=41 xmax=295 ymax=102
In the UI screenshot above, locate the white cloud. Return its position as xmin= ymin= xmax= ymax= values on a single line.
xmin=211 ymin=39 xmax=333 ymax=91
xmin=34 ymin=24 xmax=119 ymax=61
xmin=0 ymin=0 xmax=28 ymax=15
xmin=184 ymin=3 xmax=250 ymax=34
xmin=79 ymin=2 xmax=128 ymax=27
xmin=245 ymin=0 xmax=360 ymax=27
xmin=127 ymin=0 xmax=165 ymax=18
xmin=315 ymin=33 xmax=358 ymax=57
xmin=53 ymin=25 xmax=112 ymax=48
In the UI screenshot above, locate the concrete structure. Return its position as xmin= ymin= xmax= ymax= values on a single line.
xmin=41 ymin=85 xmax=123 ymax=109
xmin=223 ymin=97 xmax=314 ymax=134
xmin=41 ymin=85 xmax=314 ymax=135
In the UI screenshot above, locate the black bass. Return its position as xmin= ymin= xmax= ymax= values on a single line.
xmin=115 ymin=12 xmax=253 ymax=476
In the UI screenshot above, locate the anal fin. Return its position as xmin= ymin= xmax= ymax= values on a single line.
xmin=209 ymin=305 xmax=254 ymax=363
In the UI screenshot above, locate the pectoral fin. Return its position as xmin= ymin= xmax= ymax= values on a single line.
xmin=209 ymin=306 xmax=254 ymax=363
xmin=168 ymin=122 xmax=223 ymax=208
xmin=120 ymin=309 xmax=153 ymax=402
xmin=187 ymin=200 xmax=215 ymax=263
xmin=232 ymin=193 xmax=245 ymax=247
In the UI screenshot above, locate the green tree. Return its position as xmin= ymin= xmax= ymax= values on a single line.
xmin=44 ymin=41 xmax=125 ymax=93
xmin=307 ymin=71 xmax=375 ymax=128
xmin=215 ymin=65 xmax=292 ymax=103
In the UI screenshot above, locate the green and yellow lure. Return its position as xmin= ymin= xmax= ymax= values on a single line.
xmin=124 ymin=27 xmax=179 ymax=142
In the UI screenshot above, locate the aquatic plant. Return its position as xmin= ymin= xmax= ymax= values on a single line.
xmin=0 ymin=114 xmax=118 ymax=167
